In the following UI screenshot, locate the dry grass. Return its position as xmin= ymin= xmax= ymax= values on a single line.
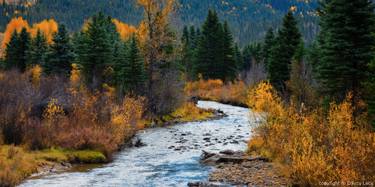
xmin=185 ymin=79 xmax=248 ymax=106
xmin=168 ymin=102 xmax=214 ymax=123
xmin=247 ymin=82 xmax=375 ymax=185
xmin=0 ymin=145 xmax=105 ymax=186
xmin=0 ymin=68 xmax=146 ymax=186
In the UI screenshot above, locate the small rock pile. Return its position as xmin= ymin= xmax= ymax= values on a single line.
xmin=200 ymin=150 xmax=289 ymax=187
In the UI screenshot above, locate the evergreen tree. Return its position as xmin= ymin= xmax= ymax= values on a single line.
xmin=195 ymin=10 xmax=226 ymax=80
xmin=268 ymin=11 xmax=301 ymax=92
xmin=316 ymin=0 xmax=375 ymax=103
xmin=181 ymin=25 xmax=196 ymax=80
xmin=221 ymin=21 xmax=237 ymax=81
xmin=189 ymin=26 xmax=197 ymax=49
xmin=5 ymin=28 xmax=30 ymax=72
xmin=234 ymin=44 xmax=244 ymax=72
xmin=243 ymin=43 xmax=263 ymax=71
xmin=120 ymin=36 xmax=146 ymax=94
xmin=76 ymin=12 xmax=120 ymax=90
xmin=4 ymin=31 xmax=20 ymax=70
xmin=262 ymin=28 xmax=275 ymax=70
xmin=27 ymin=29 xmax=48 ymax=66
xmin=45 ymin=24 xmax=74 ymax=76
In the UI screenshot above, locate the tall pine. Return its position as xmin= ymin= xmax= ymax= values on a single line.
xmin=122 ymin=36 xmax=146 ymax=94
xmin=27 ymin=29 xmax=48 ymax=66
xmin=316 ymin=0 xmax=375 ymax=103
xmin=5 ymin=28 xmax=30 ymax=72
xmin=268 ymin=11 xmax=301 ymax=92
xmin=221 ymin=21 xmax=237 ymax=81
xmin=262 ymin=28 xmax=275 ymax=70
xmin=195 ymin=10 xmax=223 ymax=80
xmin=45 ymin=25 xmax=74 ymax=76
xmin=76 ymin=12 xmax=120 ymax=90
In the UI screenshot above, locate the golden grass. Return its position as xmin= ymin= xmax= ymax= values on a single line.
xmin=247 ymin=82 xmax=375 ymax=185
xmin=0 ymin=145 xmax=106 ymax=186
xmin=185 ymin=79 xmax=248 ymax=106
xmin=169 ymin=102 xmax=214 ymax=123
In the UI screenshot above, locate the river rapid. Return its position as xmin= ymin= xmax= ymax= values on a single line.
xmin=20 ymin=101 xmax=255 ymax=187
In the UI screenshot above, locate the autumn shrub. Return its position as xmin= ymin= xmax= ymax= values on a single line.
xmin=168 ymin=102 xmax=214 ymax=122
xmin=247 ymin=82 xmax=375 ymax=185
xmin=0 ymin=146 xmax=38 ymax=187
xmin=185 ymin=78 xmax=248 ymax=106
xmin=0 ymin=69 xmax=145 ymax=157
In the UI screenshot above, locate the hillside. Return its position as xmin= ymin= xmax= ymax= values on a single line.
xmin=0 ymin=0 xmax=319 ymax=45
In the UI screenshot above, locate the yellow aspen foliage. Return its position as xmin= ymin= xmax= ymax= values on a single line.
xmin=29 ymin=65 xmax=42 ymax=87
xmin=30 ymin=19 xmax=58 ymax=43
xmin=43 ymin=98 xmax=65 ymax=121
xmin=1 ymin=17 xmax=30 ymax=49
xmin=247 ymin=83 xmax=375 ymax=185
xmin=112 ymin=19 xmax=137 ymax=40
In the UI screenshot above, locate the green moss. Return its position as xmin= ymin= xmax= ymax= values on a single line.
xmin=69 ymin=150 xmax=106 ymax=163
xmin=34 ymin=148 xmax=107 ymax=163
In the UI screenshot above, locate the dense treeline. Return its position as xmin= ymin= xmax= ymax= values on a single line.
xmin=181 ymin=10 xmax=240 ymax=81
xmin=0 ymin=0 xmax=319 ymax=46
xmin=3 ymin=13 xmax=148 ymax=97
xmin=244 ymin=0 xmax=375 ymax=184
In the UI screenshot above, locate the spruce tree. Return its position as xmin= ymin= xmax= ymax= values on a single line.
xmin=317 ymin=0 xmax=375 ymax=103
xmin=195 ymin=10 xmax=224 ymax=80
xmin=121 ymin=36 xmax=146 ymax=94
xmin=234 ymin=44 xmax=244 ymax=72
xmin=27 ymin=29 xmax=48 ymax=66
xmin=4 ymin=31 xmax=20 ymax=70
xmin=262 ymin=28 xmax=275 ymax=70
xmin=76 ymin=12 xmax=120 ymax=89
xmin=222 ymin=21 xmax=237 ymax=81
xmin=5 ymin=28 xmax=30 ymax=72
xmin=268 ymin=11 xmax=301 ymax=92
xmin=45 ymin=24 xmax=74 ymax=76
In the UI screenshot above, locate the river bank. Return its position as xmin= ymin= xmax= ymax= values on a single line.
xmin=20 ymin=101 xmax=252 ymax=186
xmin=1 ymin=101 xmax=217 ymax=187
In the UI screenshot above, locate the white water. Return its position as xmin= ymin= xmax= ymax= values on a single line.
xmin=20 ymin=101 xmax=255 ymax=187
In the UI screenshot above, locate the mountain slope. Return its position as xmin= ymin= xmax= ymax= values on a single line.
xmin=0 ymin=0 xmax=319 ymax=45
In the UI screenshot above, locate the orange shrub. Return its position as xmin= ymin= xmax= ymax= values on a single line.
xmin=247 ymin=82 xmax=375 ymax=185
xmin=185 ymin=79 xmax=248 ymax=106
xmin=0 ymin=69 xmax=145 ymax=157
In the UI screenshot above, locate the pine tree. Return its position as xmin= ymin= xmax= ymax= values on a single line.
xmin=5 ymin=28 xmax=30 ymax=72
xmin=44 ymin=24 xmax=74 ymax=76
xmin=221 ymin=21 xmax=237 ymax=81
xmin=121 ymin=36 xmax=146 ymax=94
xmin=316 ymin=0 xmax=375 ymax=103
xmin=262 ymin=28 xmax=275 ymax=70
xmin=4 ymin=31 xmax=20 ymax=70
xmin=27 ymin=29 xmax=48 ymax=66
xmin=76 ymin=12 xmax=120 ymax=90
xmin=243 ymin=43 xmax=263 ymax=71
xmin=268 ymin=11 xmax=301 ymax=92
xmin=234 ymin=44 xmax=244 ymax=72
xmin=195 ymin=10 xmax=225 ymax=80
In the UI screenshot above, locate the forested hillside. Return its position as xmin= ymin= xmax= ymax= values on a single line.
xmin=0 ymin=0 xmax=319 ymax=45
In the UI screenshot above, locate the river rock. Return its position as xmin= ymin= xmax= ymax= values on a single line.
xmin=132 ymin=137 xmax=146 ymax=147
xmin=187 ymin=181 xmax=228 ymax=187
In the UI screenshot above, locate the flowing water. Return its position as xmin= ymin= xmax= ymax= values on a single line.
xmin=20 ymin=101 xmax=256 ymax=187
